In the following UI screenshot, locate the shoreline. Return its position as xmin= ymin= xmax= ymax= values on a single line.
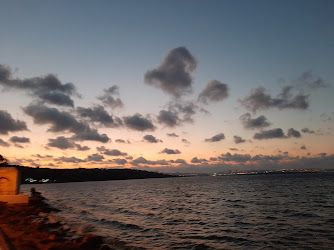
xmin=0 ymin=192 xmax=143 ymax=250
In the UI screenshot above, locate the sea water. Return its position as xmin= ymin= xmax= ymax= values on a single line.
xmin=21 ymin=173 xmax=334 ymax=249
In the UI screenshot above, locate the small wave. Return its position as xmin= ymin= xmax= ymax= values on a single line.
xmin=290 ymin=212 xmax=319 ymax=218
xmin=99 ymin=219 xmax=143 ymax=231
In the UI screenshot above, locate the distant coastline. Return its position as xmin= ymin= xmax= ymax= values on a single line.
xmin=7 ymin=166 xmax=173 ymax=184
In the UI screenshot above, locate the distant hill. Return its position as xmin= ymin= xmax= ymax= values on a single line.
xmin=8 ymin=166 xmax=173 ymax=184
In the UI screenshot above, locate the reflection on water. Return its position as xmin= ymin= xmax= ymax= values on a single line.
xmin=22 ymin=173 xmax=334 ymax=249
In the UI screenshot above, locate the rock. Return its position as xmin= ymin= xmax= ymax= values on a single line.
xmin=79 ymin=234 xmax=104 ymax=249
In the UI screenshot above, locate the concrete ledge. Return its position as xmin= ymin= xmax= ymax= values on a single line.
xmin=0 ymin=226 xmax=15 ymax=250
xmin=0 ymin=194 xmax=29 ymax=204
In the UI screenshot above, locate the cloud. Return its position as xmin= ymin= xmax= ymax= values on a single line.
xmin=0 ymin=110 xmax=28 ymax=135
xmin=97 ymin=146 xmax=127 ymax=156
xmin=87 ymin=153 xmax=104 ymax=162
xmin=157 ymin=110 xmax=181 ymax=127
xmin=287 ymin=128 xmax=301 ymax=138
xmin=98 ymin=85 xmax=124 ymax=109
xmin=158 ymin=101 xmax=200 ymax=127
xmin=9 ymin=136 xmax=30 ymax=143
xmin=182 ymin=138 xmax=190 ymax=144
xmin=47 ymin=136 xmax=75 ymax=149
xmin=0 ymin=139 xmax=9 ymax=147
xmin=75 ymin=144 xmax=90 ymax=151
xmin=77 ymin=105 xmax=123 ymax=128
xmin=229 ymin=148 xmax=239 ymax=151
xmin=239 ymin=113 xmax=271 ymax=129
xmin=204 ymin=133 xmax=225 ymax=142
xmin=170 ymin=159 xmax=187 ymax=164
xmin=113 ymin=158 xmax=127 ymax=165
xmin=115 ymin=139 xmax=130 ymax=144
xmin=167 ymin=133 xmax=179 ymax=137
xmin=23 ymin=103 xmax=109 ymax=143
xmin=123 ymin=113 xmax=156 ymax=131
xmin=253 ymin=128 xmax=285 ymax=140
xmin=55 ymin=156 xmax=86 ymax=163
xmin=0 ymin=64 xmax=77 ymax=107
xmin=298 ymin=70 xmax=329 ymax=89
xmin=198 ymin=80 xmax=229 ymax=104
xmin=160 ymin=148 xmax=181 ymax=154
xmin=191 ymin=157 xmax=207 ymax=163
xmin=233 ymin=135 xmax=246 ymax=144
xmin=239 ymin=86 xmax=308 ymax=112
xmin=219 ymin=152 xmax=252 ymax=163
xmin=143 ymin=134 xmax=162 ymax=143
xmin=144 ymin=47 xmax=197 ymax=97
xmin=301 ymin=128 xmax=315 ymax=134
xmin=47 ymin=136 xmax=90 ymax=150
xmin=131 ymin=157 xmax=169 ymax=166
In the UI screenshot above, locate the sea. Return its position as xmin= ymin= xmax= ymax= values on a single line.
xmin=21 ymin=173 xmax=334 ymax=249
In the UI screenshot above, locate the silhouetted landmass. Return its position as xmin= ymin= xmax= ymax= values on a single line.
xmin=8 ymin=166 xmax=172 ymax=184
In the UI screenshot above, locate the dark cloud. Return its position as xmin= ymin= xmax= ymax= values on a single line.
xmin=9 ymin=136 xmax=30 ymax=143
xmin=239 ymin=87 xmax=309 ymax=112
xmin=143 ymin=134 xmax=162 ymax=143
xmin=167 ymin=133 xmax=179 ymax=137
xmin=219 ymin=152 xmax=252 ymax=163
xmin=113 ymin=158 xmax=127 ymax=165
xmin=115 ymin=139 xmax=130 ymax=144
xmin=32 ymin=154 xmax=53 ymax=159
xmin=182 ymin=138 xmax=190 ymax=144
xmin=0 ymin=110 xmax=28 ymax=134
xmin=55 ymin=156 xmax=86 ymax=163
xmin=198 ymin=80 xmax=229 ymax=104
xmin=301 ymin=146 xmax=307 ymax=150
xmin=47 ymin=136 xmax=75 ymax=150
xmin=191 ymin=157 xmax=207 ymax=163
xmin=23 ymin=103 xmax=109 ymax=143
xmin=298 ymin=70 xmax=329 ymax=89
xmin=144 ymin=47 xmax=197 ymax=97
xmin=157 ymin=101 xmax=200 ymax=127
xmin=123 ymin=113 xmax=156 ymax=131
xmin=131 ymin=157 xmax=169 ymax=166
xmin=253 ymin=128 xmax=285 ymax=140
xmin=77 ymin=105 xmax=123 ymax=128
xmin=160 ymin=148 xmax=181 ymax=154
xmin=229 ymin=148 xmax=239 ymax=151
xmin=234 ymin=135 xmax=246 ymax=144
xmin=97 ymin=146 xmax=127 ymax=156
xmin=98 ymin=85 xmax=124 ymax=109
xmin=0 ymin=139 xmax=9 ymax=147
xmin=75 ymin=144 xmax=90 ymax=151
xmin=239 ymin=113 xmax=271 ymax=129
xmin=170 ymin=159 xmax=187 ymax=164
xmin=157 ymin=110 xmax=181 ymax=127
xmin=287 ymin=128 xmax=301 ymax=138
xmin=301 ymin=128 xmax=315 ymax=134
xmin=204 ymin=133 xmax=225 ymax=142
xmin=87 ymin=153 xmax=104 ymax=162
xmin=0 ymin=64 xmax=77 ymax=107
xmin=47 ymin=136 xmax=89 ymax=151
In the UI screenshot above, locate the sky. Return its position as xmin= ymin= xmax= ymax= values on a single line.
xmin=0 ymin=0 xmax=333 ymax=173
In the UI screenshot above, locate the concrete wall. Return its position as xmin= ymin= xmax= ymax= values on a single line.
xmin=0 ymin=167 xmax=20 ymax=195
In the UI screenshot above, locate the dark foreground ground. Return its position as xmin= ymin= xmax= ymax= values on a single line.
xmin=0 ymin=195 xmax=144 ymax=250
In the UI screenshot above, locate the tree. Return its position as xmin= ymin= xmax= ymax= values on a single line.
xmin=0 ymin=155 xmax=8 ymax=166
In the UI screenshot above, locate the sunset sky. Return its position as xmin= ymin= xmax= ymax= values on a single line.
xmin=1 ymin=1 xmax=333 ymax=173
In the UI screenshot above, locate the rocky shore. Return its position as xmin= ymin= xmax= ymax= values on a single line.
xmin=0 ymin=193 xmax=144 ymax=250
